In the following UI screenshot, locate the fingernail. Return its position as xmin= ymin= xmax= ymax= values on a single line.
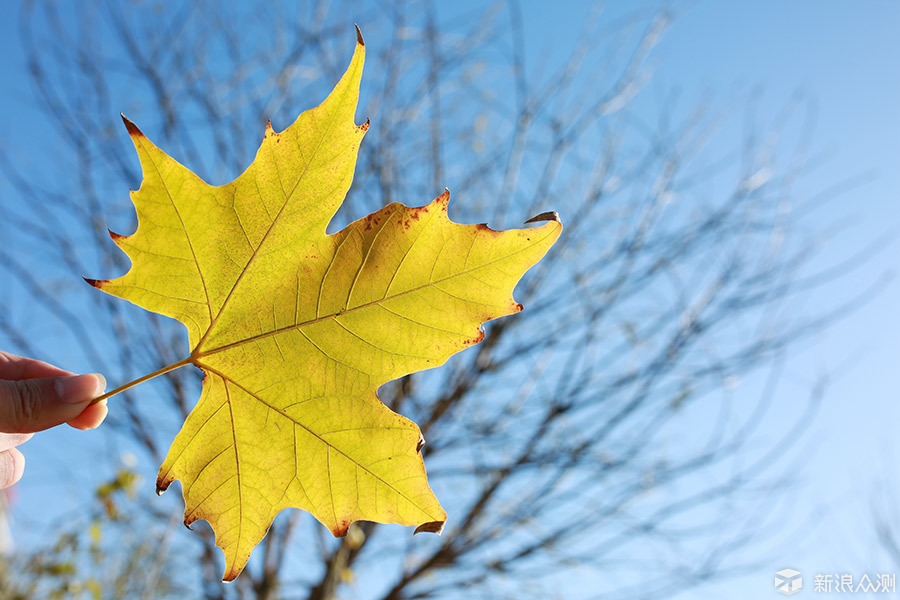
xmin=56 ymin=373 xmax=107 ymax=404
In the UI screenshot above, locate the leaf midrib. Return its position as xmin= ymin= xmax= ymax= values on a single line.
xmin=195 ymin=65 xmax=360 ymax=352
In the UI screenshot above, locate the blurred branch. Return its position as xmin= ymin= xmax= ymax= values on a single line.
xmin=0 ymin=2 xmax=882 ymax=599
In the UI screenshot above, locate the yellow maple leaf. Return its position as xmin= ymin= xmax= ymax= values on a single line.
xmin=87 ymin=29 xmax=561 ymax=580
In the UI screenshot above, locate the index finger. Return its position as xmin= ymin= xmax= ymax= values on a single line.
xmin=0 ymin=351 xmax=74 ymax=380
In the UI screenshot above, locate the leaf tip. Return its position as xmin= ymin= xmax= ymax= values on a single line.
xmin=108 ymin=228 xmax=127 ymax=243
xmin=359 ymin=118 xmax=370 ymax=133
xmin=156 ymin=475 xmax=171 ymax=496
xmin=82 ymin=276 xmax=108 ymax=289
xmin=524 ymin=210 xmax=560 ymax=224
xmin=414 ymin=521 xmax=445 ymax=535
xmin=355 ymin=24 xmax=364 ymax=46
xmin=120 ymin=113 xmax=144 ymax=137
xmin=416 ymin=433 xmax=426 ymax=453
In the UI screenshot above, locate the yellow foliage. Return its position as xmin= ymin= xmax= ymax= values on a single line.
xmin=88 ymin=30 xmax=561 ymax=580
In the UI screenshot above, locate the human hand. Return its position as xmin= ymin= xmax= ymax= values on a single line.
xmin=0 ymin=351 xmax=108 ymax=489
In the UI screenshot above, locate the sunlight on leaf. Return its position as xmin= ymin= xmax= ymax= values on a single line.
xmin=87 ymin=29 xmax=561 ymax=580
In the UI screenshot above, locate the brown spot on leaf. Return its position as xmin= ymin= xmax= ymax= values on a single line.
xmin=464 ymin=330 xmax=485 ymax=346
xmin=433 ymin=189 xmax=450 ymax=210
xmin=363 ymin=213 xmax=383 ymax=232
xmin=515 ymin=303 xmax=524 ymax=312
xmin=333 ymin=520 xmax=351 ymax=537
xmin=416 ymin=433 xmax=426 ymax=453
xmin=120 ymin=114 xmax=144 ymax=137
xmin=414 ymin=521 xmax=445 ymax=535
xmin=475 ymin=223 xmax=502 ymax=237
xmin=359 ymin=119 xmax=370 ymax=132
xmin=108 ymin=229 xmax=126 ymax=242
xmin=355 ymin=24 xmax=365 ymax=46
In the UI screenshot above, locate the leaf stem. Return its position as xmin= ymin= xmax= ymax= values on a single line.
xmin=91 ymin=357 xmax=194 ymax=404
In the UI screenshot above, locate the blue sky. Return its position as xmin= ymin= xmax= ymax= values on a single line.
xmin=1 ymin=1 xmax=898 ymax=597
xmin=580 ymin=2 xmax=900 ymax=597
xmin=409 ymin=1 xmax=900 ymax=596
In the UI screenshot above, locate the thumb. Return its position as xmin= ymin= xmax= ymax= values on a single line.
xmin=0 ymin=374 xmax=106 ymax=434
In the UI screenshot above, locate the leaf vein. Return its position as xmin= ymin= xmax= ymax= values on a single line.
xmin=198 ymin=364 xmax=442 ymax=521
xmin=135 ymin=136 xmax=213 ymax=324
